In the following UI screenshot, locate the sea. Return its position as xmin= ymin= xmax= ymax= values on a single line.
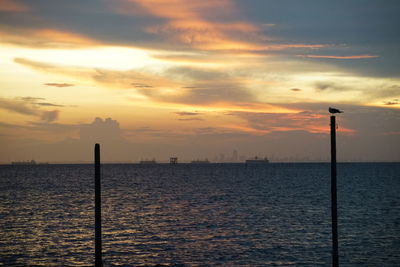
xmin=0 ymin=163 xmax=399 ymax=266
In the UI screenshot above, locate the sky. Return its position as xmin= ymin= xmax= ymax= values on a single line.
xmin=0 ymin=0 xmax=399 ymax=163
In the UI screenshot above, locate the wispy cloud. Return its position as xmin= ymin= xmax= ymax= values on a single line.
xmin=314 ymin=81 xmax=348 ymax=92
xmin=15 ymin=57 xmax=257 ymax=107
xmin=36 ymin=102 xmax=64 ymax=107
xmin=1 ymin=27 xmax=99 ymax=48
xmin=0 ymin=97 xmax=62 ymax=122
xmin=302 ymin=54 xmax=379 ymax=59
xmin=383 ymin=100 xmax=399 ymax=106
xmin=44 ymin=83 xmax=74 ymax=88
xmin=178 ymin=117 xmax=204 ymax=121
xmin=14 ymin=57 xmax=179 ymax=89
xmin=175 ymin=111 xmax=202 ymax=116
xmin=0 ymin=97 xmax=38 ymax=116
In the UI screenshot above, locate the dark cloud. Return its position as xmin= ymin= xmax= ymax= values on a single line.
xmin=0 ymin=97 xmax=62 ymax=122
xmin=0 ymin=97 xmax=38 ymax=115
xmin=290 ymin=88 xmax=302 ymax=92
xmin=80 ymin=117 xmax=123 ymax=142
xmin=19 ymin=97 xmax=45 ymax=101
xmin=41 ymin=110 xmax=59 ymax=122
xmin=175 ymin=111 xmax=202 ymax=116
xmin=44 ymin=83 xmax=74 ymax=87
xmin=178 ymin=118 xmax=203 ymax=121
xmin=383 ymin=99 xmax=399 ymax=106
xmin=36 ymin=102 xmax=64 ymax=107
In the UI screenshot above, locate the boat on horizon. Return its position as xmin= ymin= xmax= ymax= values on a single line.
xmin=245 ymin=156 xmax=269 ymax=164
xmin=139 ymin=159 xmax=157 ymax=164
xmin=190 ymin=159 xmax=210 ymax=164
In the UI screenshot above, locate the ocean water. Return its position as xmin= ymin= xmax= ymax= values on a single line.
xmin=0 ymin=163 xmax=399 ymax=266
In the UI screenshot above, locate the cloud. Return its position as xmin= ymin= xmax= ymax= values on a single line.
xmin=16 ymin=96 xmax=64 ymax=108
xmin=1 ymin=27 xmax=99 ymax=49
xmin=136 ymin=82 xmax=254 ymax=105
xmin=290 ymin=88 xmax=302 ymax=92
xmin=165 ymin=66 xmax=229 ymax=81
xmin=0 ymin=97 xmax=62 ymax=122
xmin=302 ymin=54 xmax=379 ymax=59
xmin=383 ymin=100 xmax=399 ymax=106
xmin=121 ymin=0 xmax=327 ymax=54
xmin=19 ymin=97 xmax=45 ymax=101
xmin=41 ymin=110 xmax=59 ymax=122
xmin=0 ymin=121 xmax=32 ymax=130
xmin=370 ymin=85 xmax=400 ymax=99
xmin=314 ymin=81 xmax=348 ymax=92
xmin=175 ymin=111 xmax=202 ymax=116
xmin=178 ymin=118 xmax=204 ymax=121
xmin=0 ymin=0 xmax=30 ymax=12
xmin=80 ymin=117 xmax=123 ymax=142
xmin=14 ymin=57 xmax=179 ymax=89
xmin=131 ymin=83 xmax=153 ymax=88
xmin=44 ymin=83 xmax=74 ymax=88
xmin=228 ymin=110 xmax=348 ymax=134
xmin=36 ymin=102 xmax=64 ymax=107
xmin=14 ymin=58 xmax=60 ymax=71
xmin=16 ymin=57 xmax=257 ymax=106
xmin=0 ymin=97 xmax=38 ymax=115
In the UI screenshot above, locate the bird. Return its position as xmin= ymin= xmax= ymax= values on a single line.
xmin=329 ymin=107 xmax=343 ymax=114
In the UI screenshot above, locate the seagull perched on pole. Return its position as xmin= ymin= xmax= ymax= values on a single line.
xmin=329 ymin=107 xmax=343 ymax=114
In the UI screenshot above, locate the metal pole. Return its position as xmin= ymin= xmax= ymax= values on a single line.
xmin=95 ymin=144 xmax=102 ymax=267
xmin=330 ymin=116 xmax=339 ymax=267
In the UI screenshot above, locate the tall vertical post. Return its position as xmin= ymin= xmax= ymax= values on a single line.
xmin=330 ymin=116 xmax=339 ymax=267
xmin=95 ymin=144 xmax=102 ymax=267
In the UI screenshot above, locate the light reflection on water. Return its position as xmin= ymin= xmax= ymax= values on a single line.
xmin=0 ymin=163 xmax=399 ymax=266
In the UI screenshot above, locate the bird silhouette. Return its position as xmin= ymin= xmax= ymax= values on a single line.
xmin=329 ymin=107 xmax=343 ymax=114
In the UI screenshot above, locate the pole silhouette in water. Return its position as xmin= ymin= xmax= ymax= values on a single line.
xmin=329 ymin=107 xmax=342 ymax=267
xmin=94 ymin=144 xmax=102 ymax=267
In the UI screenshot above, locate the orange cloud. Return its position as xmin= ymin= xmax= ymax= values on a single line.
xmin=126 ymin=0 xmax=325 ymax=53
xmin=0 ymin=0 xmax=30 ymax=12
xmin=0 ymin=27 xmax=99 ymax=48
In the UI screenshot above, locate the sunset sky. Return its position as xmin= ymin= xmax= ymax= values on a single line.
xmin=1 ymin=0 xmax=399 ymax=163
